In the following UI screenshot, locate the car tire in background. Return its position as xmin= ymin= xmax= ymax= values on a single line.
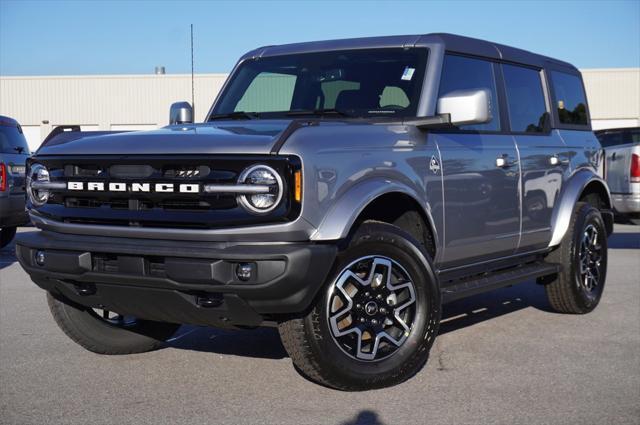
xmin=47 ymin=292 xmax=181 ymax=354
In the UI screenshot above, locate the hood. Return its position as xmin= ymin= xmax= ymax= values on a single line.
xmin=37 ymin=121 xmax=294 ymax=156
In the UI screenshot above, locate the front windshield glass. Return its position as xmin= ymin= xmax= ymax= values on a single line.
xmin=212 ymin=48 xmax=427 ymax=119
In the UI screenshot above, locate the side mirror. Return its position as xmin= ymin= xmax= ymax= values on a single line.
xmin=437 ymin=88 xmax=492 ymax=126
xmin=169 ymin=102 xmax=193 ymax=125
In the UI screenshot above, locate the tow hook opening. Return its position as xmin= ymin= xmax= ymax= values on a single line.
xmin=196 ymin=293 xmax=223 ymax=308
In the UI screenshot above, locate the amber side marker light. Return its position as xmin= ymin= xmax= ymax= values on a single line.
xmin=294 ymin=170 xmax=302 ymax=202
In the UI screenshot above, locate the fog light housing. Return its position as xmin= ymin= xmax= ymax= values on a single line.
xmin=35 ymin=250 xmax=45 ymax=266
xmin=236 ymin=263 xmax=253 ymax=281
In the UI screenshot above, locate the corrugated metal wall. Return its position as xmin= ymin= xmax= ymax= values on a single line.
xmin=0 ymin=74 xmax=227 ymax=150
xmin=1 ymin=69 xmax=638 ymax=151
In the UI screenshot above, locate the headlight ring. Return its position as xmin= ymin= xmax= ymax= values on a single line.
xmin=27 ymin=163 xmax=51 ymax=207
xmin=237 ymin=164 xmax=284 ymax=214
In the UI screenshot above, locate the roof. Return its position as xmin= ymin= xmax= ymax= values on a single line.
xmin=241 ymin=33 xmax=577 ymax=73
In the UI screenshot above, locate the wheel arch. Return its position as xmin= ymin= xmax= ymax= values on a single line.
xmin=549 ymin=169 xmax=612 ymax=247
xmin=310 ymin=179 xmax=439 ymax=258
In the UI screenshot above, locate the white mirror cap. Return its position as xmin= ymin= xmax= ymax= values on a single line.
xmin=436 ymin=88 xmax=492 ymax=126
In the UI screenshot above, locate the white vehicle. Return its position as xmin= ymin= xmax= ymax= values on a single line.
xmin=597 ymin=127 xmax=640 ymax=224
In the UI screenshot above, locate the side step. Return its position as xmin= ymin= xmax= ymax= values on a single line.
xmin=440 ymin=262 xmax=561 ymax=304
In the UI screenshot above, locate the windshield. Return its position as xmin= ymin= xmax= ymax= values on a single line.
xmin=211 ymin=48 xmax=427 ymax=120
xmin=0 ymin=123 xmax=30 ymax=154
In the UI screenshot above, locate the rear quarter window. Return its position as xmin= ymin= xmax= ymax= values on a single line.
xmin=550 ymin=71 xmax=589 ymax=127
xmin=0 ymin=124 xmax=30 ymax=154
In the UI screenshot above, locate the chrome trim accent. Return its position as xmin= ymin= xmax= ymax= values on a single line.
xmin=203 ymin=184 xmax=270 ymax=194
xmin=236 ymin=164 xmax=284 ymax=214
xmin=30 ymin=181 xmax=66 ymax=190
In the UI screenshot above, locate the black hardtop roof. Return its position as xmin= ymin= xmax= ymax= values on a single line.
xmin=242 ymin=33 xmax=578 ymax=73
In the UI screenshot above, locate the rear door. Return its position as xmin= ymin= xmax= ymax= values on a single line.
xmin=434 ymin=55 xmax=520 ymax=268
xmin=501 ymin=63 xmax=566 ymax=251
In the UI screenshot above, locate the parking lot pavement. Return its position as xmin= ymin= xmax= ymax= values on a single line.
xmin=1 ymin=225 xmax=638 ymax=425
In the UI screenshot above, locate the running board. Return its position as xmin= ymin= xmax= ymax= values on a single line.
xmin=440 ymin=262 xmax=561 ymax=304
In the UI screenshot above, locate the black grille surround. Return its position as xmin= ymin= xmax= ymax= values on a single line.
xmin=29 ymin=155 xmax=302 ymax=229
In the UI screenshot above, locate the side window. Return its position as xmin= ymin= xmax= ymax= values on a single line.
xmin=550 ymin=71 xmax=589 ymax=126
xmin=502 ymin=64 xmax=549 ymax=133
xmin=235 ymin=72 xmax=297 ymax=112
xmin=438 ymin=55 xmax=500 ymax=131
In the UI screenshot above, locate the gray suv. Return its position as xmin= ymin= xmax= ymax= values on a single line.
xmin=1 ymin=116 xmax=30 ymax=248
xmin=16 ymin=34 xmax=613 ymax=390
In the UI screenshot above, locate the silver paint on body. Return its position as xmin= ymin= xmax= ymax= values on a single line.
xmin=30 ymin=33 xmax=612 ymax=268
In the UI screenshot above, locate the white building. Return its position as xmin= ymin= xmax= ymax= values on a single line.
xmin=1 ymin=69 xmax=638 ymax=152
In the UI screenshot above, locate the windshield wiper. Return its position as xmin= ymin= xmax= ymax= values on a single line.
xmin=285 ymin=108 xmax=352 ymax=117
xmin=208 ymin=111 xmax=261 ymax=121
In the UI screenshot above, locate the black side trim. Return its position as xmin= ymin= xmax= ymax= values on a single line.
xmin=270 ymin=120 xmax=319 ymax=154
xmin=441 ymin=261 xmax=561 ymax=303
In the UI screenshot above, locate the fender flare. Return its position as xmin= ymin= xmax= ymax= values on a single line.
xmin=549 ymin=169 xmax=612 ymax=247
xmin=310 ymin=178 xmax=439 ymax=248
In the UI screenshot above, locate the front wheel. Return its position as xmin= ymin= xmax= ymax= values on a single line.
xmin=47 ymin=292 xmax=181 ymax=354
xmin=543 ymin=202 xmax=608 ymax=314
xmin=278 ymin=222 xmax=441 ymax=390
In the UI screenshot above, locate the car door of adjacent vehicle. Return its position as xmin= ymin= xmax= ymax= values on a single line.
xmin=501 ymin=64 xmax=566 ymax=251
xmin=434 ymin=55 xmax=520 ymax=269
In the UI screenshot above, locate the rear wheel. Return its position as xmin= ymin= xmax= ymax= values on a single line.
xmin=543 ymin=202 xmax=608 ymax=314
xmin=278 ymin=222 xmax=440 ymax=390
xmin=47 ymin=292 xmax=180 ymax=354
xmin=0 ymin=226 xmax=17 ymax=248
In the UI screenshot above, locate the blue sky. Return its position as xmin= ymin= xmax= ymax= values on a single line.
xmin=1 ymin=0 xmax=638 ymax=76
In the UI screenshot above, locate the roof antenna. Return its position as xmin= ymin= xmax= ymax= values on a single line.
xmin=190 ymin=23 xmax=195 ymax=119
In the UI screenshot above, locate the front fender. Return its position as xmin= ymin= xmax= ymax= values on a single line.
xmin=310 ymin=178 xmax=435 ymax=243
xmin=549 ymin=168 xmax=612 ymax=247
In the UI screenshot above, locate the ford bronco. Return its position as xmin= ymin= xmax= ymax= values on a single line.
xmin=16 ymin=34 xmax=613 ymax=390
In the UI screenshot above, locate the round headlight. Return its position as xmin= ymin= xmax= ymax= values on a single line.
xmin=27 ymin=163 xmax=51 ymax=207
xmin=237 ymin=165 xmax=283 ymax=214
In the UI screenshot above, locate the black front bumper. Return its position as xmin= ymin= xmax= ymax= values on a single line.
xmin=16 ymin=231 xmax=337 ymax=328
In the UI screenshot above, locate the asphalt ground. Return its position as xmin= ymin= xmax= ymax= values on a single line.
xmin=1 ymin=225 xmax=639 ymax=425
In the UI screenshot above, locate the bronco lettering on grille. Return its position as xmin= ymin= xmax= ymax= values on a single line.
xmin=67 ymin=182 xmax=200 ymax=193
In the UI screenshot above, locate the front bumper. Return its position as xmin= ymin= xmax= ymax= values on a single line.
xmin=612 ymin=192 xmax=640 ymax=214
xmin=15 ymin=230 xmax=337 ymax=328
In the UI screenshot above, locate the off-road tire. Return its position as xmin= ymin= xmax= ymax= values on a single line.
xmin=544 ymin=202 xmax=608 ymax=314
xmin=47 ymin=292 xmax=181 ymax=354
xmin=278 ymin=221 xmax=440 ymax=390
xmin=0 ymin=226 xmax=17 ymax=249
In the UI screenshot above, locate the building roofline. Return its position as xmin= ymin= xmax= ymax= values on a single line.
xmin=0 ymin=73 xmax=229 ymax=80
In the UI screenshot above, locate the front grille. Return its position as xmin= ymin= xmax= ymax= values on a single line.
xmin=32 ymin=155 xmax=301 ymax=229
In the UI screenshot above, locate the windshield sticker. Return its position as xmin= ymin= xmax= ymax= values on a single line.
xmin=401 ymin=67 xmax=415 ymax=81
